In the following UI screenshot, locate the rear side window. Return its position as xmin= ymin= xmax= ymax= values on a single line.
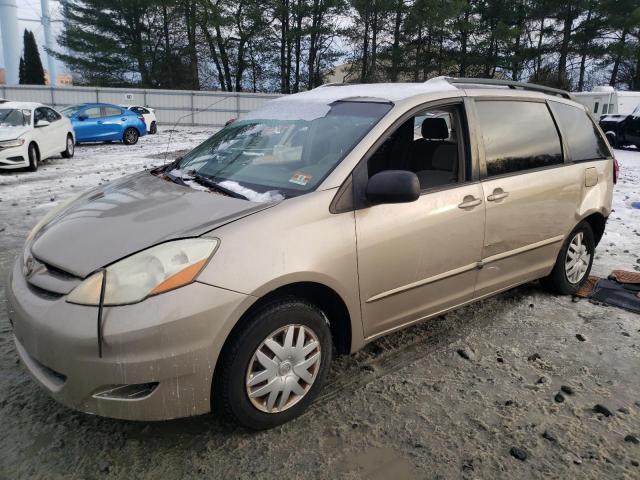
xmin=549 ymin=102 xmax=609 ymax=161
xmin=103 ymin=107 xmax=122 ymax=117
xmin=475 ymin=100 xmax=563 ymax=177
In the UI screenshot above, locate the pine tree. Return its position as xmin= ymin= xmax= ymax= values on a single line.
xmin=19 ymin=57 xmax=25 ymax=84
xmin=21 ymin=29 xmax=46 ymax=85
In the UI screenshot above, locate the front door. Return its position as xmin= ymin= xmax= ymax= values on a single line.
xmin=74 ymin=106 xmax=103 ymax=141
xmin=355 ymin=101 xmax=485 ymax=338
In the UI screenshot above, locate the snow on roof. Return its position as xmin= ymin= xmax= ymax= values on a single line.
xmin=0 ymin=101 xmax=43 ymax=110
xmin=245 ymin=77 xmax=458 ymax=121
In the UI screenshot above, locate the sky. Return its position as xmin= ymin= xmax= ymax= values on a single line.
xmin=0 ymin=0 xmax=67 ymax=74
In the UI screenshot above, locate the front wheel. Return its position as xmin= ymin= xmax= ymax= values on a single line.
xmin=27 ymin=143 xmax=39 ymax=171
xmin=215 ymin=298 xmax=332 ymax=430
xmin=122 ymin=127 xmax=139 ymax=145
xmin=61 ymin=134 xmax=74 ymax=158
xmin=540 ymin=221 xmax=595 ymax=295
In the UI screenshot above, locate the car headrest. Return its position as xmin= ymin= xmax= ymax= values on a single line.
xmin=421 ymin=117 xmax=449 ymax=140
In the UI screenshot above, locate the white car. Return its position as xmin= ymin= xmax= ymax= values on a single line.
xmin=0 ymin=102 xmax=75 ymax=172
xmin=126 ymin=105 xmax=157 ymax=134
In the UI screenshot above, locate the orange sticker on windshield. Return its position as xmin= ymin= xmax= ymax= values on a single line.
xmin=289 ymin=172 xmax=312 ymax=186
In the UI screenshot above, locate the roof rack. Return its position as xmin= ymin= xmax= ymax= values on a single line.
xmin=442 ymin=77 xmax=573 ymax=100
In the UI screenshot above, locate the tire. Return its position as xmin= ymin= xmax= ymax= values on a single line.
xmin=61 ymin=134 xmax=74 ymax=158
xmin=149 ymin=121 xmax=157 ymax=134
xmin=540 ymin=221 xmax=595 ymax=295
xmin=215 ymin=297 xmax=332 ymax=430
xmin=27 ymin=143 xmax=39 ymax=171
xmin=605 ymin=132 xmax=618 ymax=149
xmin=122 ymin=127 xmax=139 ymax=145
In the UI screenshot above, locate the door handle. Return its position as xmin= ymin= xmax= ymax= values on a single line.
xmin=487 ymin=188 xmax=509 ymax=201
xmin=458 ymin=195 xmax=482 ymax=209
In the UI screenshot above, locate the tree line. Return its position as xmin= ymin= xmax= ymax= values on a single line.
xmin=54 ymin=0 xmax=640 ymax=93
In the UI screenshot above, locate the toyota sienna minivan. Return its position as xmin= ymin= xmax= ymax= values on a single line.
xmin=7 ymin=77 xmax=616 ymax=429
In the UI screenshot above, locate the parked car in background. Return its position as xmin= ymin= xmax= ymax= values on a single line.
xmin=60 ymin=103 xmax=146 ymax=145
xmin=126 ymin=105 xmax=157 ymax=134
xmin=0 ymin=101 xmax=74 ymax=171
xmin=0 ymin=98 xmax=8 ymax=104
xmin=599 ymin=105 xmax=640 ymax=148
xmin=7 ymin=78 xmax=615 ymax=429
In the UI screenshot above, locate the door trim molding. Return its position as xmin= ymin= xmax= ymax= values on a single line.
xmin=479 ymin=235 xmax=564 ymax=268
xmin=365 ymin=234 xmax=564 ymax=304
xmin=365 ymin=262 xmax=478 ymax=303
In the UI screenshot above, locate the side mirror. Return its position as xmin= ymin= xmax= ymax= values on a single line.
xmin=77 ymin=114 xmax=87 ymax=121
xmin=35 ymin=119 xmax=50 ymax=128
xmin=365 ymin=170 xmax=420 ymax=205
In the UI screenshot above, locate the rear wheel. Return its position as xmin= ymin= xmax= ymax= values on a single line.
xmin=149 ymin=121 xmax=157 ymax=134
xmin=27 ymin=143 xmax=39 ymax=171
xmin=215 ymin=298 xmax=332 ymax=430
xmin=540 ymin=221 xmax=595 ymax=295
xmin=123 ymin=127 xmax=139 ymax=145
xmin=61 ymin=134 xmax=74 ymax=158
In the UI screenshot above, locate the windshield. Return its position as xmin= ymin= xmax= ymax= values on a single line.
xmin=0 ymin=109 xmax=31 ymax=127
xmin=60 ymin=105 xmax=83 ymax=117
xmin=170 ymin=101 xmax=392 ymax=199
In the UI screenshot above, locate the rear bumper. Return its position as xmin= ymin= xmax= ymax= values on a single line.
xmin=6 ymin=257 xmax=253 ymax=420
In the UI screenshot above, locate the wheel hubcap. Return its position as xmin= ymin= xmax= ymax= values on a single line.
xmin=246 ymin=324 xmax=321 ymax=413
xmin=565 ymin=232 xmax=590 ymax=284
xmin=68 ymin=138 xmax=73 ymax=153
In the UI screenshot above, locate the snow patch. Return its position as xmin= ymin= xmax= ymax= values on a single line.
xmin=217 ymin=180 xmax=284 ymax=203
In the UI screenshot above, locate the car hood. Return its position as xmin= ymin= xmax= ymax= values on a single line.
xmin=0 ymin=126 xmax=29 ymax=141
xmin=30 ymin=172 xmax=275 ymax=278
xmin=600 ymin=115 xmax=627 ymax=124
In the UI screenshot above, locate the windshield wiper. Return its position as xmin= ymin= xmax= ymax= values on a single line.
xmin=189 ymin=171 xmax=249 ymax=200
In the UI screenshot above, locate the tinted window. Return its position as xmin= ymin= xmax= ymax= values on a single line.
xmin=476 ymin=100 xmax=563 ymax=177
xmin=104 ymin=107 xmax=122 ymax=117
xmin=43 ymin=107 xmax=60 ymax=122
xmin=83 ymin=107 xmax=102 ymax=118
xmin=34 ymin=108 xmax=46 ymax=123
xmin=549 ymin=102 xmax=609 ymax=161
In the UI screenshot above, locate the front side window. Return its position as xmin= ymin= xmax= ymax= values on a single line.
xmin=475 ymin=100 xmax=563 ymax=177
xmin=367 ymin=105 xmax=465 ymax=190
xmin=171 ymin=101 xmax=392 ymax=198
xmin=549 ymin=102 xmax=610 ymax=161
xmin=0 ymin=109 xmax=30 ymax=127
xmin=60 ymin=105 xmax=83 ymax=118
xmin=44 ymin=107 xmax=61 ymax=122
xmin=83 ymin=107 xmax=102 ymax=119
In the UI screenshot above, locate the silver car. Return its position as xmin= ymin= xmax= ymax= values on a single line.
xmin=7 ymin=77 xmax=615 ymax=429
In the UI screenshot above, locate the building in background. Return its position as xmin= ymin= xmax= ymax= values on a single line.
xmin=44 ymin=70 xmax=73 ymax=86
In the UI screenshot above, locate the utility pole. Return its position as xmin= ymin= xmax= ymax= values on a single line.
xmin=40 ymin=0 xmax=57 ymax=86
xmin=0 ymin=0 xmax=20 ymax=85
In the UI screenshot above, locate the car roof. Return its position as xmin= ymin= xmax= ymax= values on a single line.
xmin=73 ymin=102 xmax=125 ymax=108
xmin=248 ymin=77 xmax=581 ymax=121
xmin=0 ymin=101 xmax=44 ymax=110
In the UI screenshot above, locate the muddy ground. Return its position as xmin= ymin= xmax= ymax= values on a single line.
xmin=0 ymin=130 xmax=639 ymax=479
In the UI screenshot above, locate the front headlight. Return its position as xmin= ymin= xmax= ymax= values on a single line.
xmin=0 ymin=138 xmax=25 ymax=148
xmin=67 ymin=238 xmax=219 ymax=306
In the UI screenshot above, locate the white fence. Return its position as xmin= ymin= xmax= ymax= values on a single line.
xmin=0 ymin=85 xmax=281 ymax=127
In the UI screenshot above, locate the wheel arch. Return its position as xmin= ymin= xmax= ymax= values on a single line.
xmin=580 ymin=211 xmax=607 ymax=246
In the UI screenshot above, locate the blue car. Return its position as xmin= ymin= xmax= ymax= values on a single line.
xmin=60 ymin=103 xmax=147 ymax=145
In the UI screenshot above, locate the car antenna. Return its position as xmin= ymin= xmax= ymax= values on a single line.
xmin=163 ymin=94 xmax=239 ymax=166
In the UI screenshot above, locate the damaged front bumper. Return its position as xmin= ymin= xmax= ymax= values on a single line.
xmin=6 ymin=257 xmax=253 ymax=421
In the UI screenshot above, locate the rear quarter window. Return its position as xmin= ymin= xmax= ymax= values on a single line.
xmin=548 ymin=102 xmax=610 ymax=161
xmin=475 ymin=100 xmax=563 ymax=177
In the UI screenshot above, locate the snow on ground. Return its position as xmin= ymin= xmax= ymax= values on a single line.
xmin=0 ymin=135 xmax=639 ymax=479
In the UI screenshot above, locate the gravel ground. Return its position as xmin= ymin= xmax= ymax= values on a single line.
xmin=0 ymin=130 xmax=639 ymax=479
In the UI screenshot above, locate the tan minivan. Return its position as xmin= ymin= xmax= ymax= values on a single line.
xmin=7 ymin=77 xmax=616 ymax=429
